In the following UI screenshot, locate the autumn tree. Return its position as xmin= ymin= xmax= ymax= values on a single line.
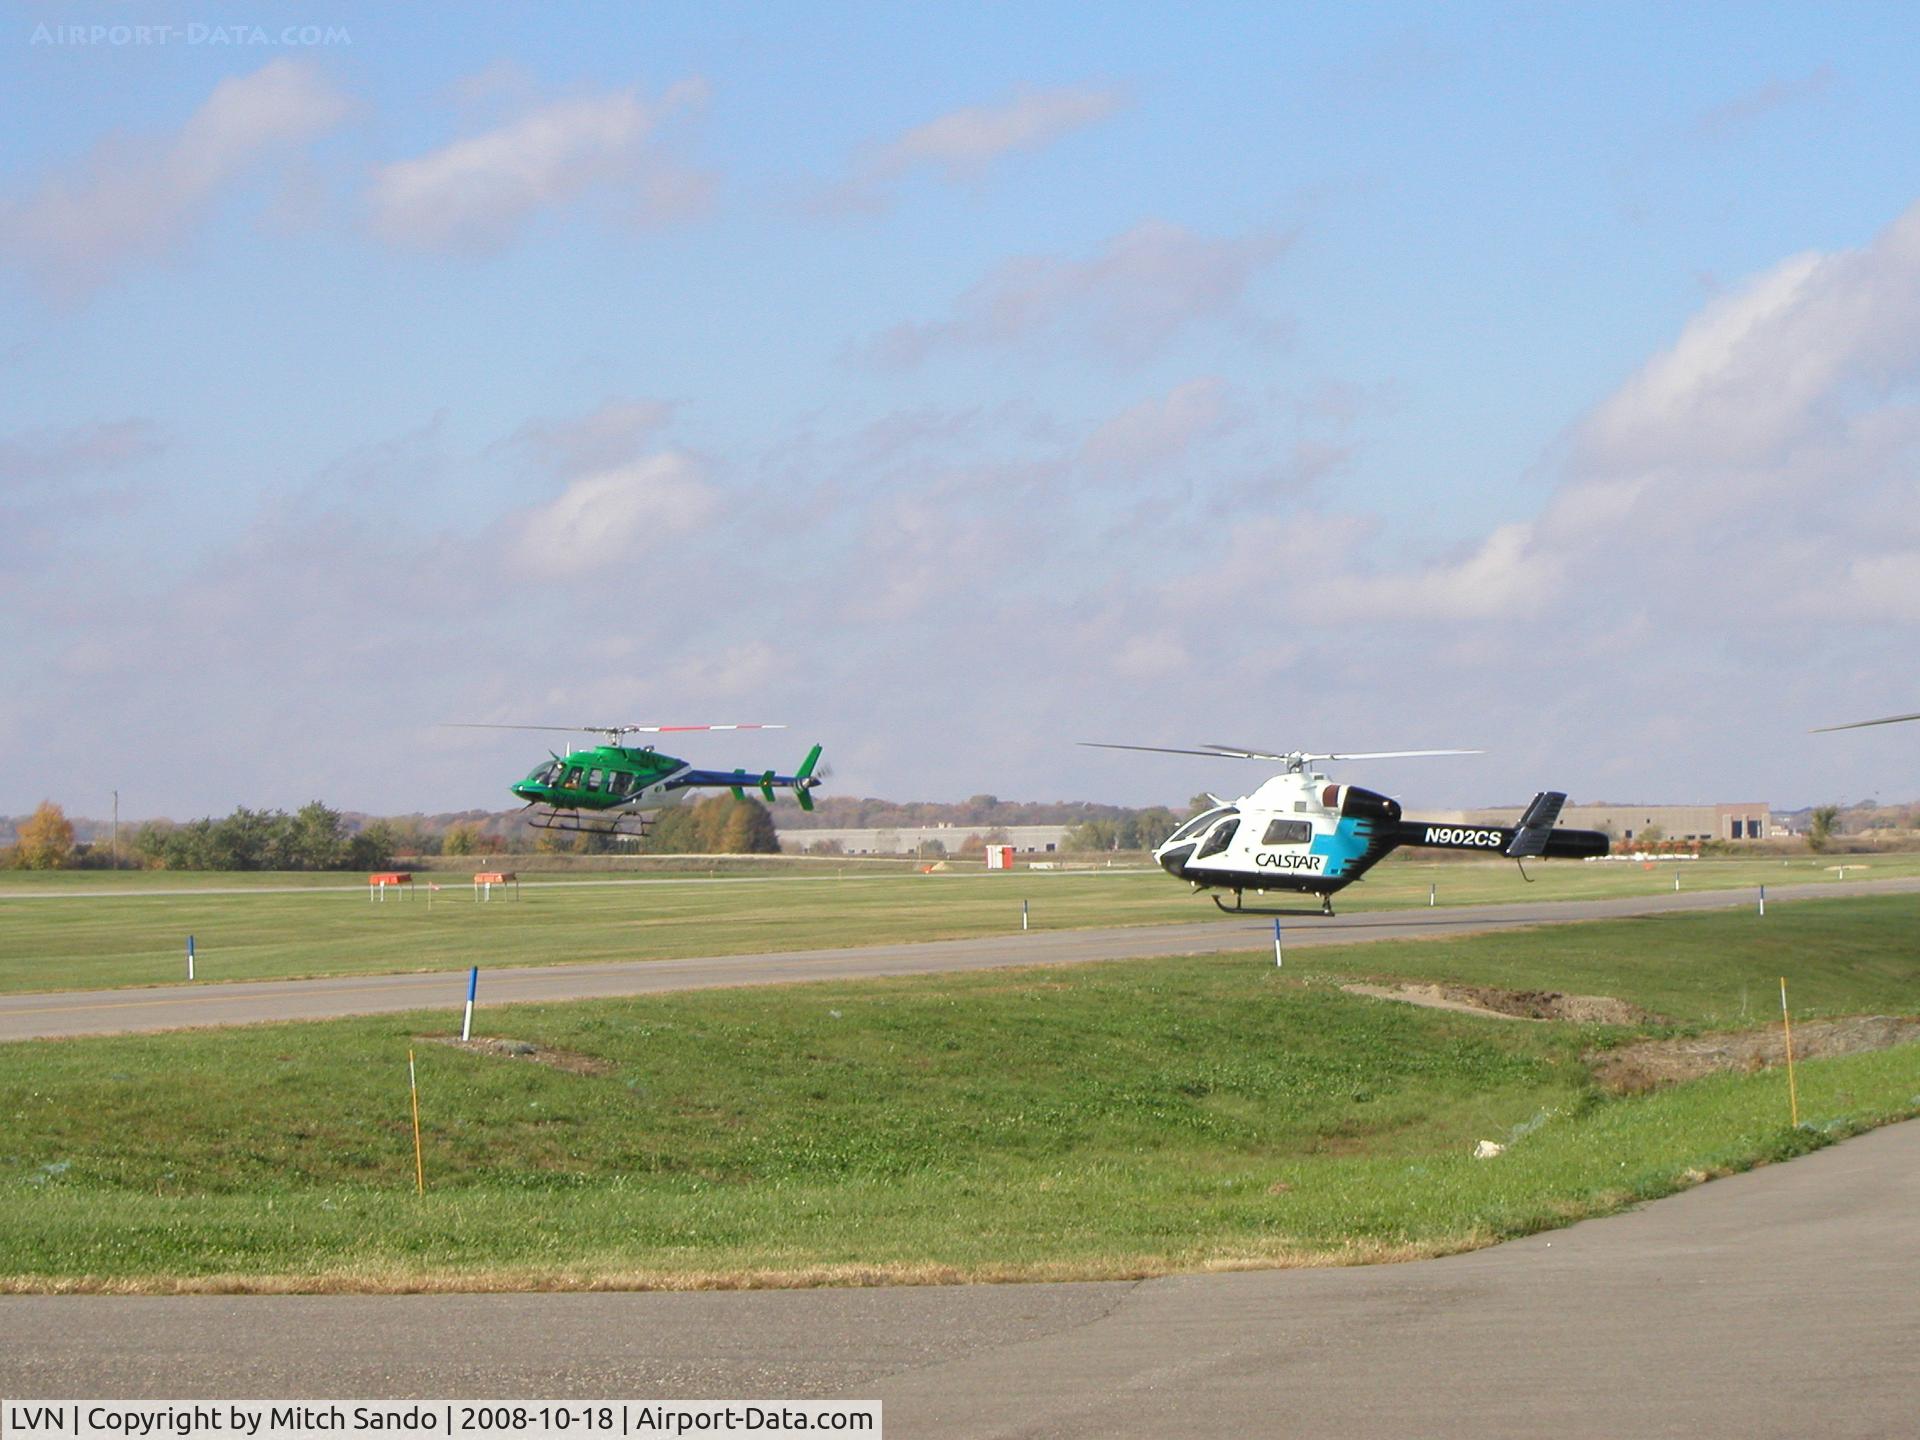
xmin=1809 ymin=805 xmax=1842 ymax=852
xmin=645 ymin=796 xmax=780 ymax=854
xmin=14 ymin=801 xmax=76 ymax=869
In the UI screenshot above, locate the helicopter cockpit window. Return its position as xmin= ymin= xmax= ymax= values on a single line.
xmin=610 ymin=772 xmax=633 ymax=797
xmin=1167 ymin=807 xmax=1234 ymax=845
xmin=563 ymin=766 xmax=584 ymax=788
xmin=1261 ymin=819 xmax=1313 ymax=846
xmin=1195 ymin=817 xmax=1240 ymax=860
xmin=586 ymin=768 xmax=604 ymax=791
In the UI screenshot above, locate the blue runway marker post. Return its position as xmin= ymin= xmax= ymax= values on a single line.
xmin=461 ymin=966 xmax=477 ymax=1043
xmin=186 ymin=934 xmax=195 ymax=981
xmin=1273 ymin=918 xmax=1284 ymax=968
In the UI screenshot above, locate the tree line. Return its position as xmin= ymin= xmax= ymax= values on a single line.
xmin=1 ymin=801 xmax=395 ymax=871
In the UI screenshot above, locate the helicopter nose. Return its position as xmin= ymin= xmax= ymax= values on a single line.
xmin=1157 ymin=843 xmax=1196 ymax=877
xmin=511 ymin=784 xmax=540 ymax=803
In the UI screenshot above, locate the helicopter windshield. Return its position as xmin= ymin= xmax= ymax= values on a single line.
xmin=1166 ymin=807 xmax=1235 ymax=845
xmin=1194 ymin=816 xmax=1240 ymax=860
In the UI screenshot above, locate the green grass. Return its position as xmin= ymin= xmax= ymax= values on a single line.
xmin=3 ymin=896 xmax=1915 ymax=1290
xmin=1320 ymin=892 xmax=1920 ymax=1027
xmin=1 ymin=852 xmax=1914 ymax=996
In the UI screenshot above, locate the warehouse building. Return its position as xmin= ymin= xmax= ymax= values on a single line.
xmin=1435 ymin=802 xmax=1775 ymax=843
xmin=776 ymin=823 xmax=1071 ymax=856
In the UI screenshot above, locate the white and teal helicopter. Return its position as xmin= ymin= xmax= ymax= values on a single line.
xmin=1081 ymin=742 xmax=1610 ymax=915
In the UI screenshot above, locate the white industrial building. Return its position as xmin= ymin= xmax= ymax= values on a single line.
xmin=777 ymin=823 xmax=1071 ymax=856
xmin=1434 ymin=802 xmax=1776 ymax=843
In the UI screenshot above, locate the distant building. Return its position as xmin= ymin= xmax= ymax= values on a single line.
xmin=776 ymin=823 xmax=1071 ymax=856
xmin=1433 ymin=802 xmax=1774 ymax=843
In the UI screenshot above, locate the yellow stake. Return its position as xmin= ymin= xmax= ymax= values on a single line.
xmin=1779 ymin=978 xmax=1799 ymax=1128
xmin=409 ymin=1048 xmax=426 ymax=1196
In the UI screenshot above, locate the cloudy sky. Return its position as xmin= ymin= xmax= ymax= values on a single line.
xmin=3 ymin=2 xmax=1918 ymax=821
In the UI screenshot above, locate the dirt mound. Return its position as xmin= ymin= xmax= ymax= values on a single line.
xmin=1591 ymin=1016 xmax=1920 ymax=1094
xmin=1342 ymin=982 xmax=1654 ymax=1026
xmin=427 ymin=1035 xmax=616 ymax=1076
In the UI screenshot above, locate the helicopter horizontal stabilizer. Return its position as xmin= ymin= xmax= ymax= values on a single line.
xmin=1504 ymin=791 xmax=1566 ymax=858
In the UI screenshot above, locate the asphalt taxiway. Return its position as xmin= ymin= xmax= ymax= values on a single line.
xmin=4 ymin=876 xmax=1916 ymax=1042
xmin=2 ymin=1119 xmax=1915 ymax=1436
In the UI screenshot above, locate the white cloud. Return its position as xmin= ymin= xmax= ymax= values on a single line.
xmin=0 ymin=60 xmax=349 ymax=300
xmin=0 ymin=419 xmax=167 ymax=486
xmin=369 ymin=79 xmax=709 ymax=251
xmin=513 ymin=452 xmax=719 ymax=576
xmin=860 ymin=220 xmax=1290 ymax=367
xmin=879 ymin=84 xmax=1127 ymax=180
xmin=1692 ymin=68 xmax=1835 ymax=142
xmin=822 ymin=84 xmax=1127 ymax=213
xmin=503 ymin=399 xmax=675 ymax=476
xmin=1105 ymin=200 xmax=1920 ymax=806
xmin=1111 ymin=628 xmax=1191 ymax=680
xmin=1082 ymin=378 xmax=1234 ymax=478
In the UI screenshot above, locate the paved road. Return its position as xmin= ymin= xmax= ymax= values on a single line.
xmin=2 ymin=1118 xmax=1915 ymax=1437
xmin=5 ymin=877 xmax=1916 ymax=1042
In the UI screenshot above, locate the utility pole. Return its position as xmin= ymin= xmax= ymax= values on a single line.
xmin=111 ymin=789 xmax=119 ymax=870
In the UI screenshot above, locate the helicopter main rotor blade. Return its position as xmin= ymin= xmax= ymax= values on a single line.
xmin=442 ymin=723 xmax=786 ymax=734
xmin=1079 ymin=742 xmax=1275 ymax=759
xmin=1085 ymin=742 xmax=1483 ymax=762
xmin=1200 ymin=743 xmax=1290 ymax=760
xmin=1201 ymin=744 xmax=1483 ymax=763
xmin=1311 ymin=749 xmax=1484 ymax=761
xmin=1810 ymin=712 xmax=1920 ymax=733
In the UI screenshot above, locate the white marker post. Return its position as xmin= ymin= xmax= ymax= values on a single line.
xmin=408 ymin=1049 xmax=425 ymax=1197
xmin=1429 ymin=883 xmax=1436 ymax=908
xmin=1022 ymin=899 xmax=1029 ymax=932
xmin=1273 ymin=918 xmax=1284 ymax=968
xmin=186 ymin=934 xmax=195 ymax=981
xmin=1759 ymin=884 xmax=1767 ymax=917
xmin=460 ymin=965 xmax=477 ymax=1043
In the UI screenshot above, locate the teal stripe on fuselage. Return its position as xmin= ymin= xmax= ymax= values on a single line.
xmin=1309 ymin=817 xmax=1376 ymax=878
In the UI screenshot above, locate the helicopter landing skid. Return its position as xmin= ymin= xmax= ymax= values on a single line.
xmin=1212 ymin=892 xmax=1335 ymax=918
xmin=525 ymin=805 xmax=652 ymax=840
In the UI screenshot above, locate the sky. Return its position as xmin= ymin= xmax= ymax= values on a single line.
xmin=2 ymin=1 xmax=1918 ymax=821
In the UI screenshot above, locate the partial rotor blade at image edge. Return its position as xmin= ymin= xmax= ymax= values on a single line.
xmin=1810 ymin=713 xmax=1920 ymax=733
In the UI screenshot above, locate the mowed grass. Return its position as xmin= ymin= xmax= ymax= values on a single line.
xmin=1 ymin=852 xmax=1914 ymax=995
xmin=2 ymin=896 xmax=1915 ymax=1291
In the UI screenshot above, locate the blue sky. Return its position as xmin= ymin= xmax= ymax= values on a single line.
xmin=4 ymin=2 xmax=1919 ymax=820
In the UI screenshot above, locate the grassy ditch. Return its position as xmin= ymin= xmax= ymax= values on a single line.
xmin=2 ymin=897 xmax=1916 ymax=1291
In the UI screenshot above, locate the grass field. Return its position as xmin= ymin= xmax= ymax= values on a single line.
xmin=3 ymin=895 xmax=1915 ymax=1292
xmin=1 ymin=852 xmax=1914 ymax=996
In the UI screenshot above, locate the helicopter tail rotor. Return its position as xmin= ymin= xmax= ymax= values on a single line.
xmin=794 ymin=744 xmax=826 ymax=811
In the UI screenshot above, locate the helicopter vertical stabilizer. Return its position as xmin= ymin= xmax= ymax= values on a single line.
xmin=795 ymin=744 xmax=823 ymax=811
xmin=1503 ymin=791 xmax=1567 ymax=858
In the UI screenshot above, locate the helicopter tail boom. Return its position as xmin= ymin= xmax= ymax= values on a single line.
xmin=1394 ymin=793 xmax=1608 ymax=860
xmin=671 ymin=745 xmax=827 ymax=808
